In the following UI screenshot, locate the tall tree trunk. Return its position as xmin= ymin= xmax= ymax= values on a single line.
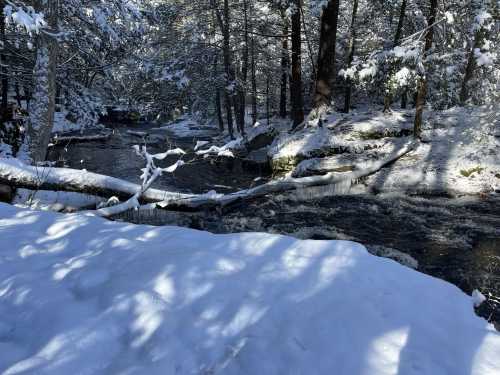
xmin=250 ymin=35 xmax=257 ymax=125
xmin=221 ymin=0 xmax=234 ymax=139
xmin=343 ymin=0 xmax=358 ymax=113
xmin=266 ymin=75 xmax=270 ymax=126
xmin=213 ymin=57 xmax=224 ymax=132
xmin=0 ymin=1 xmax=8 ymax=126
xmin=312 ymin=0 xmax=340 ymax=110
xmin=413 ymin=0 xmax=438 ymax=139
xmin=384 ymin=0 xmax=407 ymax=112
xmin=28 ymin=0 xmax=59 ymax=162
xmin=279 ymin=10 xmax=289 ymax=118
xmin=236 ymin=0 xmax=249 ymax=135
xmin=290 ymin=0 xmax=304 ymax=128
xmin=459 ymin=22 xmax=486 ymax=104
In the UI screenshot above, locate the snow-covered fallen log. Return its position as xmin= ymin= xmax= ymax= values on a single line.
xmin=0 ymin=141 xmax=417 ymax=213
xmin=51 ymin=133 xmax=111 ymax=144
xmin=0 ymin=158 xmax=195 ymax=204
xmin=156 ymin=141 xmax=418 ymax=209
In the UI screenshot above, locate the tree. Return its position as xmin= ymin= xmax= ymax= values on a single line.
xmin=343 ymin=0 xmax=359 ymax=113
xmin=413 ymin=0 xmax=438 ymax=139
xmin=27 ymin=0 xmax=58 ymax=162
xmin=290 ymin=0 xmax=304 ymax=128
xmin=312 ymin=0 xmax=340 ymax=112
xmin=279 ymin=8 xmax=289 ymax=118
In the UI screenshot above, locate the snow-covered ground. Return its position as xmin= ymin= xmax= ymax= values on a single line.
xmin=0 ymin=203 xmax=499 ymax=374
xmin=268 ymin=106 xmax=499 ymax=195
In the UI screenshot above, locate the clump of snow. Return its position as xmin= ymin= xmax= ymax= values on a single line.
xmin=4 ymin=4 xmax=46 ymax=35
xmin=0 ymin=203 xmax=499 ymax=374
xmin=196 ymin=138 xmax=243 ymax=158
xmin=194 ymin=140 xmax=209 ymax=151
xmin=472 ymin=290 xmax=487 ymax=308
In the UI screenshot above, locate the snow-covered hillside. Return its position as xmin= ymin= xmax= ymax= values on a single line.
xmin=0 ymin=203 xmax=499 ymax=374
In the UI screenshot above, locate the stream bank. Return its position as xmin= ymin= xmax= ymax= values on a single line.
xmin=40 ymin=118 xmax=500 ymax=328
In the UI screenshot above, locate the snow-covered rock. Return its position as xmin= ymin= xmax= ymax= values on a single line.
xmin=0 ymin=203 xmax=499 ymax=374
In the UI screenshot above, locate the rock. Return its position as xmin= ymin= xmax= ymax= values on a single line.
xmin=292 ymin=153 xmax=380 ymax=178
xmin=245 ymin=128 xmax=277 ymax=152
xmin=0 ymin=184 xmax=13 ymax=203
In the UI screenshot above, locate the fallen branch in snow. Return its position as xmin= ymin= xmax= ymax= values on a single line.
xmin=51 ymin=133 xmax=111 ymax=144
xmin=154 ymin=141 xmax=418 ymax=209
xmin=91 ymin=145 xmax=186 ymax=217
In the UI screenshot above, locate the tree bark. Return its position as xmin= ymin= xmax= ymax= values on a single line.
xmin=413 ymin=0 xmax=438 ymax=139
xmin=0 ymin=0 xmax=8 ymax=126
xmin=213 ymin=54 xmax=224 ymax=132
xmin=236 ymin=0 xmax=250 ymax=135
xmin=279 ymin=10 xmax=289 ymax=118
xmin=312 ymin=0 xmax=340 ymax=110
xmin=384 ymin=0 xmax=407 ymax=112
xmin=290 ymin=0 xmax=304 ymax=128
xmin=250 ymin=35 xmax=257 ymax=125
xmin=27 ymin=1 xmax=59 ymax=162
xmin=343 ymin=0 xmax=359 ymax=113
xmin=459 ymin=27 xmax=485 ymax=104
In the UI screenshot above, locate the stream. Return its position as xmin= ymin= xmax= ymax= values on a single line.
xmin=48 ymin=122 xmax=500 ymax=329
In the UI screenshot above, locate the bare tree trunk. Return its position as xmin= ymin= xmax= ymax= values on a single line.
xmin=290 ymin=0 xmax=304 ymax=128
xmin=251 ymin=35 xmax=257 ymax=125
xmin=300 ymin=4 xmax=316 ymax=79
xmin=413 ymin=0 xmax=438 ymax=139
xmin=460 ymin=27 xmax=485 ymax=104
xmin=27 ymin=0 xmax=59 ymax=162
xmin=0 ymin=1 xmax=8 ymax=126
xmin=343 ymin=0 xmax=358 ymax=113
xmin=312 ymin=0 xmax=340 ymax=110
xmin=384 ymin=0 xmax=407 ymax=112
xmin=266 ymin=75 xmax=270 ymax=126
xmin=279 ymin=10 xmax=289 ymax=118
xmin=236 ymin=0 xmax=250 ymax=135
xmin=213 ymin=57 xmax=224 ymax=132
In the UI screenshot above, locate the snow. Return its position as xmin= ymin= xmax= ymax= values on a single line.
xmin=369 ymin=106 xmax=500 ymax=195
xmin=269 ymin=106 xmax=499 ymax=195
xmin=0 ymin=203 xmax=499 ymax=374
xmin=12 ymin=189 xmax=105 ymax=211
xmin=194 ymin=140 xmax=209 ymax=151
xmin=4 ymin=5 xmax=46 ymax=35
xmin=195 ymin=139 xmax=242 ymax=158
xmin=51 ymin=111 xmax=104 ymax=135
xmin=0 ymin=142 xmax=13 ymax=158
xmin=472 ymin=290 xmax=487 ymax=308
xmin=0 ymin=158 xmax=194 ymax=203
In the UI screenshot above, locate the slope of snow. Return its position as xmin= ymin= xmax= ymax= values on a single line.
xmin=269 ymin=106 xmax=499 ymax=195
xmin=0 ymin=203 xmax=499 ymax=374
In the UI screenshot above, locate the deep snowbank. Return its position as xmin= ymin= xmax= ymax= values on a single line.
xmin=0 ymin=203 xmax=499 ymax=374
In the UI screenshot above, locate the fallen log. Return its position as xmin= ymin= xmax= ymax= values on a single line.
xmin=0 ymin=158 xmax=195 ymax=204
xmin=51 ymin=133 xmax=111 ymax=144
xmin=1 ymin=141 xmax=417 ymax=216
xmin=155 ymin=141 xmax=418 ymax=209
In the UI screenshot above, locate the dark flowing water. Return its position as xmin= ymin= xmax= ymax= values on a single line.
xmin=48 ymin=123 xmax=500 ymax=328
